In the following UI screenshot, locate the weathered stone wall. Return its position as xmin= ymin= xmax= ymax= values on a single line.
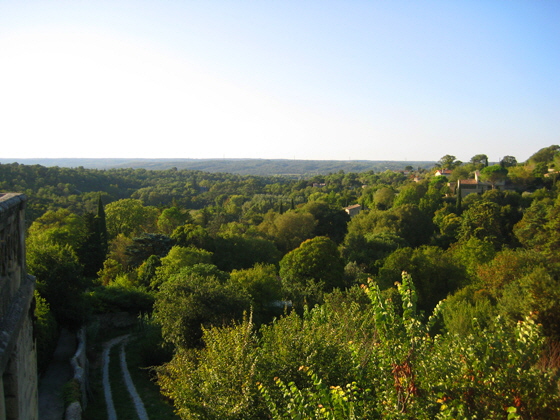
xmin=0 ymin=193 xmax=38 ymax=420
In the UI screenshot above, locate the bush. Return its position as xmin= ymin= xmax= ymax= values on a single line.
xmin=34 ymin=290 xmax=58 ymax=373
xmin=135 ymin=314 xmax=173 ymax=367
xmin=87 ymin=285 xmax=154 ymax=315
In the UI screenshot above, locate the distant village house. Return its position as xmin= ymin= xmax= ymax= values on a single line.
xmin=344 ymin=204 xmax=362 ymax=218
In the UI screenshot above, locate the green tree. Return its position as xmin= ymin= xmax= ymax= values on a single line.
xmin=27 ymin=242 xmax=86 ymax=328
xmin=34 ymin=291 xmax=58 ymax=372
xmin=136 ymin=254 xmax=162 ymax=289
xmin=459 ymin=200 xmax=504 ymax=248
xmin=376 ymin=246 xmax=466 ymax=313
xmin=157 ymin=206 xmax=191 ymax=235
xmin=449 ymin=165 xmax=471 ymax=182
xmin=432 ymin=205 xmax=462 ymax=246
xmin=513 ymin=199 xmax=550 ymax=251
xmin=125 ymin=233 xmax=174 ymax=268
xmin=476 ymin=248 xmax=550 ymax=298
xmin=437 ymin=154 xmax=462 ymax=169
xmin=479 ymin=164 xmax=508 ymax=188
xmin=171 ymin=223 xmax=212 ymax=250
xmin=77 ymin=197 xmax=108 ymax=278
xmin=105 ymin=198 xmax=159 ymax=238
xmin=391 ymin=204 xmax=434 ymax=247
xmin=279 ymin=236 xmax=345 ymax=306
xmin=470 ymin=154 xmax=489 ymax=168
xmin=393 ymin=183 xmax=426 ymax=207
xmin=159 ymin=320 xmax=260 ymax=420
xmin=449 ymin=236 xmax=496 ymax=280
xmin=154 ymin=270 xmax=249 ymax=348
xmin=373 ymin=187 xmax=395 ymax=210
xmin=26 ymin=208 xmax=85 ymax=251
xmin=299 ymin=201 xmax=350 ymax=244
xmin=229 ymin=264 xmax=283 ymax=324
xmin=212 ymin=234 xmax=280 ymax=272
xmin=500 ymin=155 xmax=517 ymax=167
xmin=258 ymin=210 xmax=317 ymax=253
xmin=527 ymin=145 xmax=560 ymax=164
xmin=497 ymin=266 xmax=560 ymax=338
xmin=153 ymin=245 xmax=213 ymax=289
xmin=532 ymin=161 xmax=549 ymax=178
xmin=340 ymin=232 xmax=406 ymax=275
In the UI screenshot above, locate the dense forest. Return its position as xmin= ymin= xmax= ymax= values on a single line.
xmin=0 ymin=157 xmax=434 ymax=176
xmin=3 ymin=145 xmax=560 ymax=419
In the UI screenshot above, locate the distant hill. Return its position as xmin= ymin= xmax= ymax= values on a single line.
xmin=0 ymin=158 xmax=435 ymax=176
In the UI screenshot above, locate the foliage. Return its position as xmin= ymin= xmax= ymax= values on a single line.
xmin=341 ymin=231 xmax=406 ymax=275
xmin=299 ymin=201 xmax=350 ymax=244
xmin=393 ymin=183 xmax=426 ymax=207
xmin=105 ymin=198 xmax=159 ymax=238
xmin=441 ymin=285 xmax=495 ymax=335
xmin=497 ymin=266 xmax=560 ymax=337
xmin=211 ymin=234 xmax=280 ymax=272
xmin=476 ymin=248 xmax=550 ymax=296
xmin=258 ymin=366 xmax=372 ymax=420
xmin=171 ymin=224 xmax=212 ymax=249
xmin=527 ymin=145 xmax=560 ymax=164
xmin=279 ymin=236 xmax=346 ymax=306
xmin=153 ymin=270 xmax=249 ymax=348
xmin=514 ymin=198 xmax=560 ymax=261
xmin=27 ymin=241 xmax=87 ymax=328
xmin=34 ymin=290 xmax=59 ymax=373
xmin=376 ymin=246 xmax=466 ymax=313
xmin=125 ymin=233 xmax=174 ymax=268
xmin=157 ymin=206 xmax=192 ymax=235
xmin=135 ymin=314 xmax=174 ymax=367
xmin=449 ymin=236 xmax=496 ymax=280
xmin=459 ymin=200 xmax=505 ymax=248
xmin=470 ymin=154 xmax=489 ymax=168
xmin=259 ymin=274 xmax=560 ymax=419
xmin=436 ymin=154 xmax=462 ymax=169
xmin=229 ymin=264 xmax=283 ymax=324
xmin=479 ymin=164 xmax=508 ymax=187
xmin=373 ymin=186 xmax=396 ymax=210
xmin=500 ymin=155 xmax=518 ymax=167
xmin=27 ymin=208 xmax=86 ymax=251
xmin=157 ymin=318 xmax=260 ymax=420
xmin=78 ymin=202 xmax=108 ymax=278
xmin=153 ymin=245 xmax=213 ymax=289
xmin=87 ymin=285 xmax=154 ymax=314
xmin=346 ymin=204 xmax=433 ymax=248
xmin=258 ymin=210 xmax=317 ymax=253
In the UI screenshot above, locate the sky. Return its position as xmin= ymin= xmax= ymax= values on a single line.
xmin=1 ymin=1 xmax=559 ymax=163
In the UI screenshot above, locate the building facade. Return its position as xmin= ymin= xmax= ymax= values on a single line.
xmin=0 ymin=193 xmax=38 ymax=420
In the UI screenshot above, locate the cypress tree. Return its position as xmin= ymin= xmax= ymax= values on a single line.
xmin=79 ymin=197 xmax=109 ymax=278
xmin=95 ymin=197 xmax=109 ymax=259
xmin=456 ymin=181 xmax=462 ymax=214
xmin=96 ymin=196 xmax=108 ymax=256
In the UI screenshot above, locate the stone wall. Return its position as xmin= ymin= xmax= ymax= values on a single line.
xmin=0 ymin=193 xmax=38 ymax=420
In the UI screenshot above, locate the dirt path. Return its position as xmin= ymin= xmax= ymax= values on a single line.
xmin=102 ymin=334 xmax=149 ymax=420
xmin=119 ymin=339 xmax=149 ymax=420
xmin=38 ymin=329 xmax=77 ymax=420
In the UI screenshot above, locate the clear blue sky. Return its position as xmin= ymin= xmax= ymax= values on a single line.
xmin=1 ymin=0 xmax=558 ymax=162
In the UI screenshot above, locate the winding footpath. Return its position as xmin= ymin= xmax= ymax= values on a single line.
xmin=102 ymin=334 xmax=149 ymax=420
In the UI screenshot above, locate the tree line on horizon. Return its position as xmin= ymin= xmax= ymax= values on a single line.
xmin=0 ymin=157 xmax=435 ymax=176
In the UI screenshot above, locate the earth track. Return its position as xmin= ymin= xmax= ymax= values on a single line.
xmin=102 ymin=334 xmax=149 ymax=420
